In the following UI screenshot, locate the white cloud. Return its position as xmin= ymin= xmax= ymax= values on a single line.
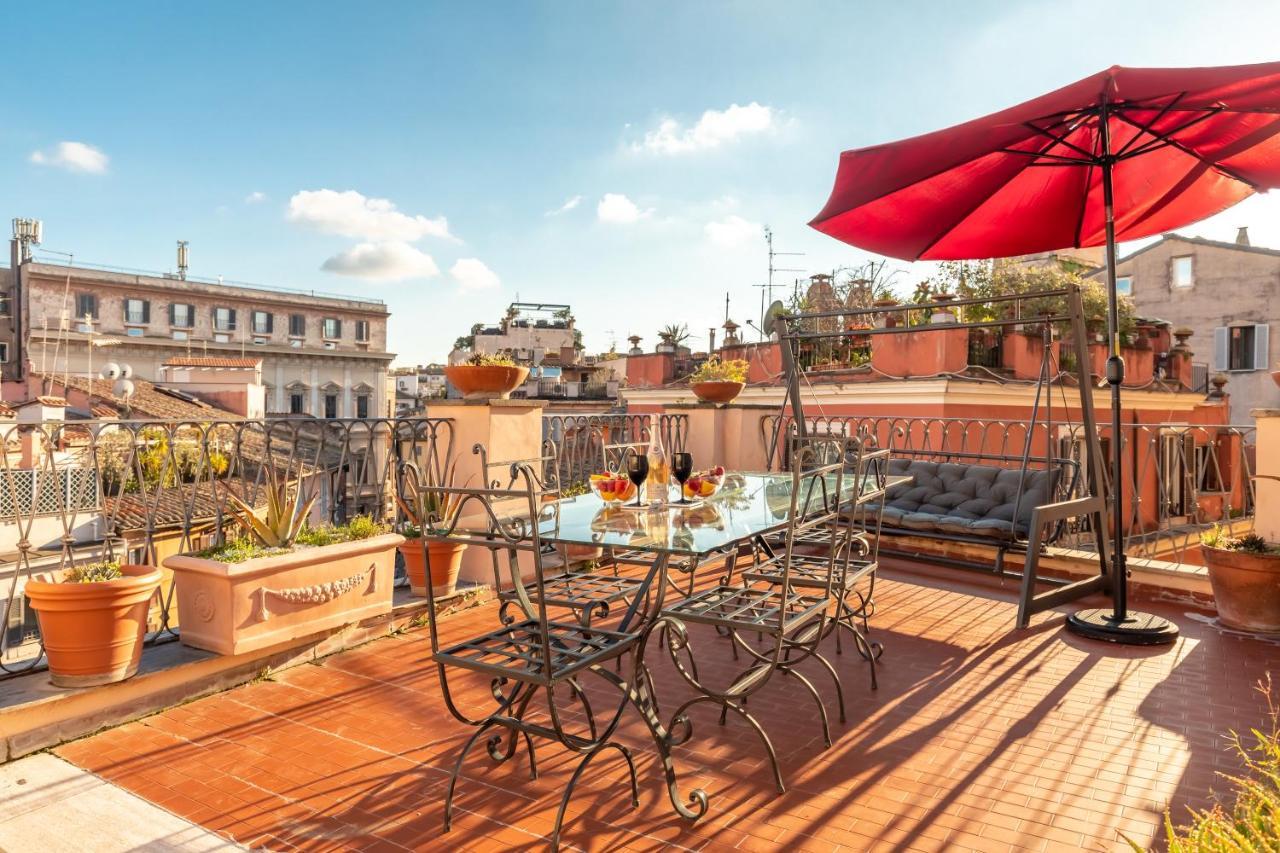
xmin=288 ymin=189 xmax=454 ymax=242
xmin=29 ymin=141 xmax=109 ymax=174
xmin=545 ymin=195 xmax=582 ymax=216
xmin=705 ymin=215 xmax=762 ymax=248
xmin=635 ymin=102 xmax=774 ymax=155
xmin=320 ymin=241 xmax=439 ymax=281
xmin=245 ymin=191 xmax=266 ymax=204
xmin=451 ymin=258 xmax=501 ymax=291
xmin=597 ymin=193 xmax=652 ymax=224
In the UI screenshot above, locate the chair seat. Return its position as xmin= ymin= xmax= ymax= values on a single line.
xmin=498 ymin=571 xmax=644 ymax=612
xmin=662 ymin=585 xmax=826 ymax=634
xmin=434 ymin=619 xmax=638 ymax=684
xmin=742 ymin=556 xmax=877 ymax=591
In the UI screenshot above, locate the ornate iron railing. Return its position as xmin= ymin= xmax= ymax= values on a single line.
xmin=0 ymin=416 xmax=454 ymax=678
xmin=542 ymin=414 xmax=688 ymax=488
xmin=761 ymin=413 xmax=1255 ymax=562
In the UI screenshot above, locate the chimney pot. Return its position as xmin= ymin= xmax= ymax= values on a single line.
xmin=1236 ymin=226 xmax=1250 ymax=246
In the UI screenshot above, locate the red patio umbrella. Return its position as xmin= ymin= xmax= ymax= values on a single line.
xmin=810 ymin=61 xmax=1280 ymax=644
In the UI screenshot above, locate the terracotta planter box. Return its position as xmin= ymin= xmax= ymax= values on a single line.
xmin=25 ymin=564 xmax=163 ymax=688
xmin=1203 ymin=545 xmax=1280 ymax=633
xmin=164 ymin=533 xmax=404 ymax=655
xmin=399 ymin=538 xmax=466 ymax=597
xmin=691 ymin=380 xmax=744 ymax=404
xmin=445 ymin=365 xmax=530 ymax=400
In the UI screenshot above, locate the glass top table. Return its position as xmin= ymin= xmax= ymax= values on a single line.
xmin=528 ymin=472 xmax=908 ymax=557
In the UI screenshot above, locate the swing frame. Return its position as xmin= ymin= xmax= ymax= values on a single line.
xmin=769 ymin=282 xmax=1113 ymax=627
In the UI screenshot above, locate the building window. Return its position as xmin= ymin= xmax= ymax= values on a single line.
xmin=170 ymin=303 xmax=195 ymax=328
xmin=252 ymin=311 xmax=273 ymax=334
xmin=214 ymin=307 xmax=237 ymax=331
xmin=1172 ymin=255 xmax=1194 ymax=288
xmin=123 ymin=298 xmax=150 ymax=325
xmin=322 ymin=318 xmax=342 ymax=339
xmin=76 ymin=293 xmax=98 ymax=320
xmin=0 ymin=292 xmax=10 ymax=317
xmin=356 ymin=394 xmax=370 ymax=419
xmin=324 ymin=393 xmax=338 ymax=419
xmin=356 ymin=320 xmax=370 ymax=343
xmin=289 ymin=392 xmax=305 ymax=415
xmin=289 ymin=314 xmax=306 ymax=337
xmin=0 ymin=343 xmax=8 ymax=363
xmin=1116 ymin=276 xmax=1132 ymax=296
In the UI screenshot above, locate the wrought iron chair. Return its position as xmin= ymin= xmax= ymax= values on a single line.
xmin=744 ymin=436 xmax=890 ymax=689
xmin=414 ymin=460 xmax=646 ymax=850
xmin=475 ymin=443 xmax=646 ymax=628
xmin=652 ymin=439 xmax=850 ymax=794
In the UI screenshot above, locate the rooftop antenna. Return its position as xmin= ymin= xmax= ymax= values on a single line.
xmin=177 ymin=241 xmax=189 ymax=280
xmin=11 ymin=218 xmax=42 ymax=260
xmin=754 ymin=226 xmax=804 ymax=341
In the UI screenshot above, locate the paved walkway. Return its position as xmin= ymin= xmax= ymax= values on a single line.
xmin=53 ymin=562 xmax=1279 ymax=851
xmin=0 ymin=752 xmax=240 ymax=851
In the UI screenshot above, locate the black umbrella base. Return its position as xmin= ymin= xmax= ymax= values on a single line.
xmin=1065 ymin=608 xmax=1179 ymax=646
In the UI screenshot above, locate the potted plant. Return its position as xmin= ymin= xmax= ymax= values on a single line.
xmin=689 ymin=356 xmax=749 ymax=404
xmin=24 ymin=559 xmax=162 ymax=687
xmin=1201 ymin=525 xmax=1280 ymax=633
xmin=444 ymin=352 xmax=530 ymax=400
xmin=396 ymin=459 xmax=469 ymax=597
xmin=164 ymin=468 xmax=403 ymax=655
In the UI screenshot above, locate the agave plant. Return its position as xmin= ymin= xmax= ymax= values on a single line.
xmin=396 ymin=458 xmax=467 ymax=536
xmin=226 ymin=466 xmax=317 ymax=548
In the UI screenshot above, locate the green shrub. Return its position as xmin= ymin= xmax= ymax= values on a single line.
xmin=690 ymin=356 xmax=749 ymax=384
xmin=65 ymin=561 xmax=123 ymax=583
xmin=199 ymin=516 xmax=388 ymax=563
xmin=1146 ymin=678 xmax=1280 ymax=851
xmin=1201 ymin=525 xmax=1280 ymax=555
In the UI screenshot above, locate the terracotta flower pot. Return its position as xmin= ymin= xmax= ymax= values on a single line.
xmin=1271 ymin=369 xmax=1280 ymax=389
xmin=164 ymin=533 xmax=403 ymax=655
xmin=691 ymin=380 xmax=744 ymax=404
xmin=399 ymin=538 xmax=466 ymax=597
xmin=1203 ymin=544 xmax=1280 ymax=633
xmin=444 ymin=365 xmax=530 ymax=400
xmin=25 ymin=564 xmax=162 ymax=687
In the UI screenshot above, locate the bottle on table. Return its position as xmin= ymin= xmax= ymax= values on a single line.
xmin=645 ymin=414 xmax=669 ymax=505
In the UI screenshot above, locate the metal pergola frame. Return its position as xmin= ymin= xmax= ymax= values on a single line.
xmin=767 ymin=282 xmax=1114 ymax=623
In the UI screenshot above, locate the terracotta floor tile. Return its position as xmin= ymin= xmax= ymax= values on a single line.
xmin=51 ymin=561 xmax=1277 ymax=852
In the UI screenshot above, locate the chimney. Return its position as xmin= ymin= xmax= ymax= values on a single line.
xmin=1236 ymin=226 xmax=1250 ymax=246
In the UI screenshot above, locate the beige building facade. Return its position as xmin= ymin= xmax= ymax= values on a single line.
xmin=1108 ymin=231 xmax=1279 ymax=426
xmin=8 ymin=260 xmax=393 ymax=419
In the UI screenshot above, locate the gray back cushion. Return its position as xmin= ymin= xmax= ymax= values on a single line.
xmin=876 ymin=459 xmax=1060 ymax=540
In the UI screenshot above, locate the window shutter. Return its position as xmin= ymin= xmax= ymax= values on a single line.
xmin=1255 ymin=323 xmax=1270 ymax=372
xmin=1213 ymin=326 xmax=1228 ymax=370
xmin=229 ymin=309 xmax=237 ymax=330
xmin=142 ymin=300 xmax=150 ymax=323
xmin=266 ymin=313 xmax=274 ymax=334
xmin=168 ymin=304 xmax=175 ymax=325
xmin=188 ymin=304 xmax=196 ymax=325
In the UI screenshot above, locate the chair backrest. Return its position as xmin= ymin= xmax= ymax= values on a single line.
xmin=475 ymin=439 xmax=563 ymax=497
xmin=411 ymin=461 xmax=552 ymax=655
xmin=600 ymin=440 xmax=646 ymax=475
xmin=775 ymin=437 xmax=849 ymax=610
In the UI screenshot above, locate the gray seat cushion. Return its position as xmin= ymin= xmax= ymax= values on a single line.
xmin=870 ymin=459 xmax=1060 ymax=540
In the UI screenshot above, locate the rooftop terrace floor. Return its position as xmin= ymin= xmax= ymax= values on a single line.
xmin=55 ymin=561 xmax=1277 ymax=852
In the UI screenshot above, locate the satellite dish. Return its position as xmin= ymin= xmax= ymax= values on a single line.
xmin=120 ymin=364 xmax=133 ymax=379
xmin=101 ymin=362 xmax=121 ymax=380
xmin=761 ymin=300 xmax=788 ymax=339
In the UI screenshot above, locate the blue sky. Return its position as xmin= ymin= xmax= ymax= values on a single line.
xmin=7 ymin=1 xmax=1280 ymax=365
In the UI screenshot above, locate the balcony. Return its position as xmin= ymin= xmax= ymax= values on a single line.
xmin=0 ymin=405 xmax=1272 ymax=851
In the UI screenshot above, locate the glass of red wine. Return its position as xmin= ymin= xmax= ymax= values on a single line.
xmin=626 ymin=453 xmax=649 ymax=507
xmin=672 ymin=452 xmax=693 ymax=503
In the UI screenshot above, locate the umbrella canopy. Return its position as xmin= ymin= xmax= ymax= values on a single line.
xmin=810 ymin=62 xmax=1280 ymax=259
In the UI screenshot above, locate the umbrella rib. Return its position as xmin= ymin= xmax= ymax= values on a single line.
xmin=910 ymin=153 xmax=1043 ymax=260
xmin=1116 ymin=108 xmax=1222 ymax=160
xmin=1112 ymin=93 xmax=1186 ymax=158
xmin=1110 ymin=111 xmax=1264 ymax=191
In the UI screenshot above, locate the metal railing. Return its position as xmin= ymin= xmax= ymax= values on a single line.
xmin=543 ymin=414 xmax=688 ymax=488
xmin=762 ymin=414 xmax=1255 ymax=562
xmin=0 ymin=416 xmax=453 ymax=678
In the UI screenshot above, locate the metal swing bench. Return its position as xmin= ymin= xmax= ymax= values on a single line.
xmin=768 ymin=283 xmax=1114 ymax=628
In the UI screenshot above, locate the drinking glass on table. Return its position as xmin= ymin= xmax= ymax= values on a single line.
xmin=671 ymin=452 xmax=693 ymax=503
xmin=625 ymin=454 xmax=649 ymax=508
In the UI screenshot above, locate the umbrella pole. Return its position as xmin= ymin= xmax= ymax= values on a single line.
xmin=1066 ymin=107 xmax=1177 ymax=645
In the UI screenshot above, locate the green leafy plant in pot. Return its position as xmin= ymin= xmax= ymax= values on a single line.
xmin=397 ymin=459 xmax=470 ymax=597
xmin=1201 ymin=524 xmax=1280 ymax=633
xmin=689 ymin=356 xmax=749 ymax=404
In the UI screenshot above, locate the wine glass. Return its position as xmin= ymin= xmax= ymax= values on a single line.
xmin=625 ymin=453 xmax=649 ymax=507
xmin=672 ymin=452 xmax=693 ymax=503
